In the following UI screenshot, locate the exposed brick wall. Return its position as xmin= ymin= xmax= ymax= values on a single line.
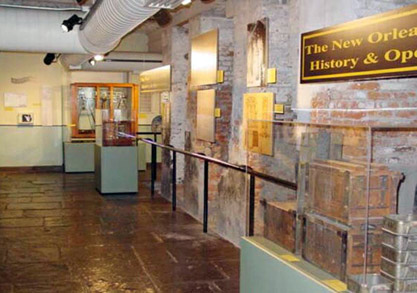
xmin=158 ymin=0 xmax=417 ymax=245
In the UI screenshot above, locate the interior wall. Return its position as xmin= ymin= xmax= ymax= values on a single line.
xmin=0 ymin=52 xmax=129 ymax=167
xmin=0 ymin=52 xmax=65 ymax=167
xmin=159 ymin=0 xmax=417 ymax=245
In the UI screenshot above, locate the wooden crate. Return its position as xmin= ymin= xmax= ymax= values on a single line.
xmin=264 ymin=201 xmax=297 ymax=252
xmin=306 ymin=159 xmax=401 ymax=225
xmin=303 ymin=213 xmax=383 ymax=281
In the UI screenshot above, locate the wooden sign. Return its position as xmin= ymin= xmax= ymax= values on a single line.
xmin=243 ymin=92 xmax=274 ymax=156
xmin=301 ymin=4 xmax=417 ymax=83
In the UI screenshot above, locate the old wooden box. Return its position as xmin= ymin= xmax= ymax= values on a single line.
xmin=303 ymin=213 xmax=383 ymax=281
xmin=264 ymin=201 xmax=297 ymax=252
xmin=306 ymin=159 xmax=401 ymax=225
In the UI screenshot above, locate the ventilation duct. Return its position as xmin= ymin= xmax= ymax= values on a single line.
xmin=0 ymin=7 xmax=86 ymax=53
xmin=78 ymin=0 xmax=159 ymax=54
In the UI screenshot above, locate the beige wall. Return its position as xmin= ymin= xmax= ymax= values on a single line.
xmin=0 ymin=52 xmax=64 ymax=126
xmin=0 ymin=52 xmax=130 ymax=167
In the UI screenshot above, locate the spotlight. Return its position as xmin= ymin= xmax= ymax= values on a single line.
xmin=43 ymin=53 xmax=56 ymax=65
xmin=182 ymin=0 xmax=192 ymax=5
xmin=61 ymin=14 xmax=83 ymax=32
xmin=88 ymin=58 xmax=96 ymax=66
xmin=94 ymin=54 xmax=104 ymax=61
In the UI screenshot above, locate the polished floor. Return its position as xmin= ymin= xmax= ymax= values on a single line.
xmin=0 ymin=170 xmax=240 ymax=293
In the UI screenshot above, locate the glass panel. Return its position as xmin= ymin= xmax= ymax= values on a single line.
xmin=245 ymin=120 xmax=417 ymax=287
xmin=77 ymin=87 xmax=96 ymax=132
xmin=113 ymin=87 xmax=132 ymax=121
xmin=98 ymin=86 xmax=110 ymax=110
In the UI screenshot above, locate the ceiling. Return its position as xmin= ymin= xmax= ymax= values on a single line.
xmin=0 ymin=0 xmax=89 ymax=9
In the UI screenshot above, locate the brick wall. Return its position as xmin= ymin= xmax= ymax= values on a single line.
xmin=158 ymin=0 xmax=417 ymax=245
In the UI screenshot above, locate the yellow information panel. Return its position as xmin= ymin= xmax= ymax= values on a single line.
xmin=322 ymin=280 xmax=347 ymax=292
xmin=279 ymin=254 xmax=300 ymax=262
xmin=191 ymin=29 xmax=219 ymax=87
xmin=139 ymin=65 xmax=171 ymax=93
xmin=197 ymin=89 xmax=216 ymax=142
xmin=243 ymin=92 xmax=274 ymax=156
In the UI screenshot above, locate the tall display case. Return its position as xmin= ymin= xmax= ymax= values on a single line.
xmin=94 ymin=84 xmax=139 ymax=194
xmin=242 ymin=120 xmax=417 ymax=292
xmin=70 ymin=83 xmax=138 ymax=140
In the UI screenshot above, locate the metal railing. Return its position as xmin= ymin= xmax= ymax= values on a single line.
xmin=140 ymin=138 xmax=297 ymax=236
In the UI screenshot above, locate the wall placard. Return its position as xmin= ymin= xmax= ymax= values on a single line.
xmin=243 ymin=92 xmax=274 ymax=156
xmin=301 ymin=4 xmax=417 ymax=83
xmin=139 ymin=65 xmax=171 ymax=93
xmin=196 ymin=89 xmax=216 ymax=142
xmin=247 ymin=18 xmax=269 ymax=87
xmin=191 ymin=29 xmax=219 ymax=87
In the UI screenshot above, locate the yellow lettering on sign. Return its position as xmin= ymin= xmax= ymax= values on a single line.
xmin=332 ymin=38 xmax=363 ymax=50
xmin=4 ymin=107 xmax=14 ymax=112
xmin=385 ymin=48 xmax=417 ymax=64
xmin=368 ymin=26 xmax=417 ymax=44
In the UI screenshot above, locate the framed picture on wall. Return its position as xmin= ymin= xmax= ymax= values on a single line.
xmin=247 ymin=18 xmax=269 ymax=87
xmin=17 ymin=113 xmax=34 ymax=125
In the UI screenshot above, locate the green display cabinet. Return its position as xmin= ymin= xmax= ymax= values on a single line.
xmin=64 ymin=142 xmax=95 ymax=173
xmin=95 ymin=145 xmax=138 ymax=194
xmin=240 ymin=237 xmax=349 ymax=293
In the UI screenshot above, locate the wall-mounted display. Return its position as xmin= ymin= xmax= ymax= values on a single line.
xmin=301 ymin=4 xmax=417 ymax=83
xmin=196 ymin=89 xmax=216 ymax=142
xmin=247 ymin=18 xmax=268 ymax=87
xmin=243 ymin=92 xmax=274 ymax=155
xmin=190 ymin=29 xmax=219 ymax=87
xmin=17 ymin=113 xmax=34 ymax=125
xmin=139 ymin=65 xmax=171 ymax=93
xmin=70 ymin=83 xmax=137 ymax=140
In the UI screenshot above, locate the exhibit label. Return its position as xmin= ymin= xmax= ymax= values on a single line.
xmin=300 ymin=4 xmax=417 ymax=83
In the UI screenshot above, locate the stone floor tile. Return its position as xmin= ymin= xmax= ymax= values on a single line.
xmin=0 ymin=172 xmax=240 ymax=291
xmin=7 ymin=202 xmax=61 ymax=210
xmin=7 ymin=245 xmax=60 ymax=264
xmin=0 ymin=218 xmax=43 ymax=228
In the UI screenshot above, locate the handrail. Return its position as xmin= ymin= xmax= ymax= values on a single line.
xmin=139 ymin=137 xmax=298 ymax=236
xmin=139 ymin=138 xmax=297 ymax=190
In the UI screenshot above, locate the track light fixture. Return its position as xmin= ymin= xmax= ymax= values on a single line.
xmin=93 ymin=54 xmax=105 ymax=61
xmin=43 ymin=53 xmax=57 ymax=65
xmin=88 ymin=58 xmax=96 ymax=66
xmin=61 ymin=14 xmax=83 ymax=32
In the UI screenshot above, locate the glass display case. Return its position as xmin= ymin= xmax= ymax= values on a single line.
xmin=245 ymin=119 xmax=417 ymax=289
xmin=70 ymin=83 xmax=138 ymax=141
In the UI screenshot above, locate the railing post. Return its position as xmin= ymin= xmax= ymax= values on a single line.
xmin=198 ymin=152 xmax=209 ymax=233
xmin=203 ymin=159 xmax=209 ymax=233
xmin=151 ymin=141 xmax=157 ymax=198
xmin=249 ymin=173 xmax=255 ymax=236
xmin=168 ymin=145 xmax=177 ymax=212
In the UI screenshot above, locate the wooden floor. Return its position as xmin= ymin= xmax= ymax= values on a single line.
xmin=0 ymin=170 xmax=240 ymax=293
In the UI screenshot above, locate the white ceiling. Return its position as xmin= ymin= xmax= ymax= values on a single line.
xmin=0 ymin=0 xmax=87 ymax=9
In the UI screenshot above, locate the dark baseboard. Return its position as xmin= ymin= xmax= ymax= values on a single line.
xmin=0 ymin=165 xmax=64 ymax=173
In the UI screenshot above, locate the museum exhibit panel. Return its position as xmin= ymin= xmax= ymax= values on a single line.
xmin=94 ymin=84 xmax=139 ymax=194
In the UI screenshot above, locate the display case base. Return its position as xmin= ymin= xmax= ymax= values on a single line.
xmin=240 ymin=237 xmax=349 ymax=293
xmin=94 ymin=145 xmax=138 ymax=194
xmin=64 ymin=142 xmax=95 ymax=173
